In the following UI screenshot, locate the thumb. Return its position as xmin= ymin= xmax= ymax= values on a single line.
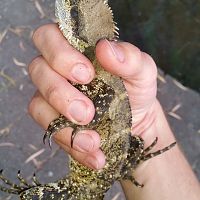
xmin=96 ymin=39 xmax=157 ymax=86
xmin=96 ymin=40 xmax=158 ymax=129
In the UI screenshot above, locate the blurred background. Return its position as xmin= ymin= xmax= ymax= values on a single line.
xmin=0 ymin=0 xmax=199 ymax=199
xmin=111 ymin=0 xmax=200 ymax=92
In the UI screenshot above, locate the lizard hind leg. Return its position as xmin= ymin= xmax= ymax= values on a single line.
xmin=121 ymin=136 xmax=176 ymax=188
xmin=0 ymin=170 xmax=28 ymax=194
xmin=120 ymin=136 xmax=145 ymax=187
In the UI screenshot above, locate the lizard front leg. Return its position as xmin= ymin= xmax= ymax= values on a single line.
xmin=43 ymin=114 xmax=83 ymax=147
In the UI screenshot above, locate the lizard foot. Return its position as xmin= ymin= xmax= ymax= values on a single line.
xmin=141 ymin=140 xmax=176 ymax=161
xmin=43 ymin=114 xmax=83 ymax=148
xmin=0 ymin=170 xmax=41 ymax=194
xmin=121 ymin=136 xmax=176 ymax=187
xmin=43 ymin=114 xmax=77 ymax=147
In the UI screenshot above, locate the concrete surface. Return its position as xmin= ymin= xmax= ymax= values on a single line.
xmin=0 ymin=0 xmax=199 ymax=199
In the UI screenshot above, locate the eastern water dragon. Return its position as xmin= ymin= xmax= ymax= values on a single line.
xmin=0 ymin=0 xmax=176 ymax=199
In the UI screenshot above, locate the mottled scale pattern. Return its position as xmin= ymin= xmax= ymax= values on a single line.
xmin=0 ymin=0 xmax=176 ymax=199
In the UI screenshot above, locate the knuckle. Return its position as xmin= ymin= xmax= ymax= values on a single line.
xmin=45 ymin=84 xmax=61 ymax=105
xmin=28 ymin=95 xmax=39 ymax=116
xmin=132 ymin=46 xmax=143 ymax=68
xmin=28 ymin=56 xmax=42 ymax=77
xmin=32 ymin=24 xmax=52 ymax=43
xmin=143 ymin=52 xmax=158 ymax=80
xmin=49 ymin=50 xmax=68 ymax=70
xmin=125 ymin=43 xmax=143 ymax=73
xmin=32 ymin=26 xmax=45 ymax=43
xmin=125 ymin=44 xmax=144 ymax=77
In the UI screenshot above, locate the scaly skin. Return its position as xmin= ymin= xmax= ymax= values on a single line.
xmin=0 ymin=1 xmax=176 ymax=199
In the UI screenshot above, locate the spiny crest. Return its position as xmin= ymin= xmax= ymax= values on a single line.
xmin=55 ymin=0 xmax=119 ymax=52
xmin=103 ymin=0 xmax=119 ymax=37
xmin=55 ymin=0 xmax=89 ymax=52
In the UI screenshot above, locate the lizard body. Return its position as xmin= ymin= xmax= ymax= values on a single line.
xmin=0 ymin=0 xmax=176 ymax=199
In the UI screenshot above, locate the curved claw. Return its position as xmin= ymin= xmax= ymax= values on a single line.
xmin=32 ymin=173 xmax=41 ymax=186
xmin=44 ymin=127 xmax=80 ymax=149
xmin=43 ymin=114 xmax=75 ymax=148
xmin=71 ymin=129 xmax=76 ymax=148
xmin=43 ymin=132 xmax=47 ymax=145
xmin=71 ymin=127 xmax=84 ymax=148
xmin=43 ymin=130 xmax=53 ymax=148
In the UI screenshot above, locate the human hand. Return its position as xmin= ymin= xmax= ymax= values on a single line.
xmin=28 ymin=24 xmax=158 ymax=170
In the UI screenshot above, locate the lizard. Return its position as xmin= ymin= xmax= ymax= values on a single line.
xmin=0 ymin=0 xmax=176 ymax=199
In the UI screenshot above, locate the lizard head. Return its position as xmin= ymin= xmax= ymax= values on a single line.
xmin=55 ymin=0 xmax=119 ymax=52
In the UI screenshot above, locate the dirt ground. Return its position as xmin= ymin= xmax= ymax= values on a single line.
xmin=0 ymin=1 xmax=199 ymax=199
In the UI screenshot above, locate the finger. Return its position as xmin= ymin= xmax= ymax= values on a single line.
xmin=33 ymin=24 xmax=95 ymax=84
xmin=57 ymin=141 xmax=105 ymax=169
xmin=28 ymin=92 xmax=101 ymax=154
xmin=96 ymin=39 xmax=157 ymax=108
xmin=29 ymin=56 xmax=95 ymax=125
xmin=96 ymin=39 xmax=157 ymax=84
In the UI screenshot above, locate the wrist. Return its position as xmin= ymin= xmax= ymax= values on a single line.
xmin=132 ymin=99 xmax=175 ymax=149
xmin=121 ymin=100 xmax=200 ymax=200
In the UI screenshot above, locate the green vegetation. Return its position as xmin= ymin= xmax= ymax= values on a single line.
xmin=111 ymin=0 xmax=200 ymax=92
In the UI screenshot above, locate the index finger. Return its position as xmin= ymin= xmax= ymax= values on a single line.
xmin=32 ymin=24 xmax=95 ymax=84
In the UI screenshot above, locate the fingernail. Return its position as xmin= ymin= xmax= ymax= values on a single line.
xmin=85 ymin=156 xmax=99 ymax=169
xmin=68 ymin=100 xmax=88 ymax=123
xmin=71 ymin=63 xmax=91 ymax=83
xmin=73 ymin=132 xmax=94 ymax=152
xmin=86 ymin=152 xmax=105 ymax=169
xmin=106 ymin=40 xmax=125 ymax=63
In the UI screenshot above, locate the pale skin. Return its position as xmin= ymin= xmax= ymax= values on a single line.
xmin=28 ymin=24 xmax=200 ymax=199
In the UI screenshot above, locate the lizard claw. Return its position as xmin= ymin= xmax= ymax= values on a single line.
xmin=43 ymin=130 xmax=53 ymax=148
xmin=71 ymin=128 xmax=79 ymax=148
